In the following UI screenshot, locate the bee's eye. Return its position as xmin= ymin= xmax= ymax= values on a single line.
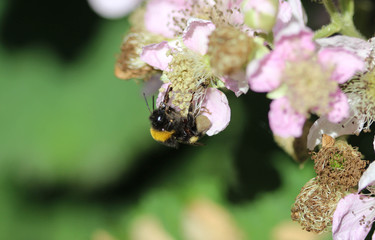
xmin=157 ymin=115 xmax=163 ymax=122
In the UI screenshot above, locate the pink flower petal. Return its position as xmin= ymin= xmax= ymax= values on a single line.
xmin=273 ymin=0 xmax=307 ymax=40
xmin=140 ymin=41 xmax=173 ymax=71
xmin=247 ymin=52 xmax=283 ymax=92
xmin=144 ymin=0 xmax=187 ymax=38
xmin=359 ymin=161 xmax=375 ymax=192
xmin=273 ymin=0 xmax=292 ymax=33
xmin=221 ymin=71 xmax=249 ymax=97
xmin=222 ymin=0 xmax=244 ymax=25
xmin=182 ymin=18 xmax=216 ymax=55
xmin=268 ymin=97 xmax=306 ymax=137
xmin=88 ymin=0 xmax=143 ymax=19
xmin=201 ymin=88 xmax=231 ymax=136
xmin=326 ymin=90 xmax=349 ymax=123
xmin=287 ymin=0 xmax=307 ymax=24
xmin=318 ymin=48 xmax=365 ymax=84
xmin=248 ymin=29 xmax=315 ymax=93
xmin=275 ymin=29 xmax=315 ymax=60
xmin=332 ymin=194 xmax=374 ymax=240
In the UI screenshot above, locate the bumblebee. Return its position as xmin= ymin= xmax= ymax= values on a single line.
xmin=149 ymin=86 xmax=211 ymax=148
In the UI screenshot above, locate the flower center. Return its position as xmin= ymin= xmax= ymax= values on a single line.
xmin=207 ymin=26 xmax=253 ymax=75
xmin=283 ymin=59 xmax=336 ymax=116
xmin=165 ymin=49 xmax=214 ymax=116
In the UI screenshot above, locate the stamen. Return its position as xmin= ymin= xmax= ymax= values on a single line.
xmin=342 ymin=38 xmax=375 ymax=131
xmin=170 ymin=0 xmax=244 ymax=37
xmin=343 ymin=69 xmax=375 ymax=131
xmin=291 ymin=178 xmax=345 ymax=233
xmin=312 ymin=140 xmax=367 ymax=190
xmin=164 ymin=49 xmax=214 ymax=116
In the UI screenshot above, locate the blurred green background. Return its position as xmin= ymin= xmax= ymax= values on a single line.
xmin=0 ymin=0 xmax=374 ymax=239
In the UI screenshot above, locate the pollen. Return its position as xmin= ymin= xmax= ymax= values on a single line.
xmin=150 ymin=128 xmax=175 ymax=143
xmin=165 ymin=49 xmax=213 ymax=116
xmin=207 ymin=26 xmax=253 ymax=75
xmin=283 ymin=59 xmax=337 ymax=116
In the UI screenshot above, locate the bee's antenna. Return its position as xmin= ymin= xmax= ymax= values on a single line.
xmin=143 ymin=93 xmax=152 ymax=113
xmin=152 ymin=95 xmax=155 ymax=111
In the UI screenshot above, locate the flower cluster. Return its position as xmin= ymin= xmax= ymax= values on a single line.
xmin=114 ymin=0 xmax=367 ymax=141
xmin=96 ymin=0 xmax=375 ymax=238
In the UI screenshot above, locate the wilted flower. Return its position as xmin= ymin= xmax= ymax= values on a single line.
xmin=291 ymin=177 xmax=345 ymax=233
xmin=115 ymin=30 xmax=165 ymax=80
xmin=292 ymin=135 xmax=367 ymax=233
xmin=312 ymin=138 xmax=367 ymax=190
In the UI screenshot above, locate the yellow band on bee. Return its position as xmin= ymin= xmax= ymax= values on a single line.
xmin=150 ymin=128 xmax=175 ymax=142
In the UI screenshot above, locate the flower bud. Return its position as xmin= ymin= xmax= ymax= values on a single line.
xmin=241 ymin=0 xmax=278 ymax=33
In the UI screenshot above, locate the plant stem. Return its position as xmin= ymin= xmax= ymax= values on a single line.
xmin=314 ymin=22 xmax=341 ymax=39
xmin=322 ymin=0 xmax=338 ymax=17
xmin=340 ymin=20 xmax=365 ymax=39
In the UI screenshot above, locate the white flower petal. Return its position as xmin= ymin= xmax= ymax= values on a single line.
xmin=359 ymin=161 xmax=375 ymax=192
xmin=332 ymin=194 xmax=375 ymax=240
xmin=221 ymin=71 xmax=249 ymax=97
xmin=88 ymin=0 xmax=143 ymax=19
xmin=316 ymin=35 xmax=371 ymax=61
xmin=307 ymin=113 xmax=364 ymax=150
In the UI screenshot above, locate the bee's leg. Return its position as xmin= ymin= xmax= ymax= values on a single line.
xmin=188 ymin=91 xmax=196 ymax=113
xmin=186 ymin=93 xmax=198 ymax=132
xmin=163 ymin=85 xmax=173 ymax=105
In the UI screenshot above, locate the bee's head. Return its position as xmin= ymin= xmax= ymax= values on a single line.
xmin=149 ymin=108 xmax=168 ymax=130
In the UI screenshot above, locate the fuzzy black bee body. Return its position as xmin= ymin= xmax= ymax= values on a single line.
xmin=149 ymin=86 xmax=209 ymax=148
